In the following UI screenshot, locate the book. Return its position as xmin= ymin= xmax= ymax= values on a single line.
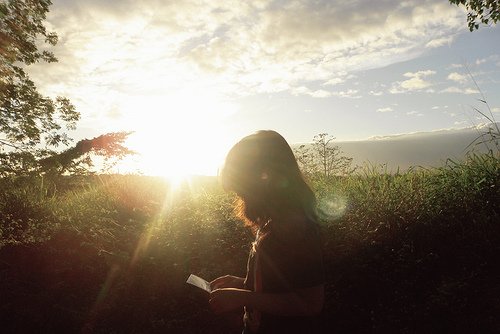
xmin=186 ymin=274 xmax=212 ymax=293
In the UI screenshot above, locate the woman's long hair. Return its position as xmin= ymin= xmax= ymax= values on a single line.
xmin=219 ymin=130 xmax=317 ymax=233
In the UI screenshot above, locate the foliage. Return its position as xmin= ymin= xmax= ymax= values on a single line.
xmin=450 ymin=0 xmax=500 ymax=31
xmin=0 ymin=176 xmax=60 ymax=247
xmin=0 ymin=0 xmax=80 ymax=156
xmin=0 ymin=0 xmax=134 ymax=176
xmin=36 ymin=131 xmax=136 ymax=175
xmin=463 ymin=70 xmax=500 ymax=154
xmin=0 ymin=152 xmax=498 ymax=332
xmin=317 ymin=152 xmax=499 ymax=332
xmin=294 ymin=133 xmax=355 ymax=178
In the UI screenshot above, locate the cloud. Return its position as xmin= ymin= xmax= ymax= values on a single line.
xmin=26 ymin=0 xmax=466 ymax=106
xmin=492 ymin=107 xmax=500 ymax=113
xmin=447 ymin=72 xmax=468 ymax=84
xmin=390 ymin=70 xmax=436 ymax=93
xmin=106 ymin=105 xmax=123 ymax=119
xmin=332 ymin=89 xmax=361 ymax=99
xmin=425 ymin=36 xmax=454 ymax=48
xmin=377 ymin=107 xmax=393 ymax=113
xmin=293 ymin=86 xmax=332 ymax=98
xmin=293 ymin=86 xmax=360 ymax=99
xmin=323 ymin=77 xmax=345 ymax=86
xmin=369 ymin=90 xmax=384 ymax=96
xmin=440 ymin=86 xmax=479 ymax=94
xmin=407 ymin=110 xmax=423 ymax=116
xmin=475 ymin=55 xmax=499 ymax=65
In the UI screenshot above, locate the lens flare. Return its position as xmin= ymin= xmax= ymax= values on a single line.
xmin=318 ymin=193 xmax=348 ymax=220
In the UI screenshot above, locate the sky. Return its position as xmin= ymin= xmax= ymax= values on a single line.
xmin=28 ymin=0 xmax=500 ymax=177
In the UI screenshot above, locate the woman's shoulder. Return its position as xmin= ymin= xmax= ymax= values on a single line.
xmin=260 ymin=217 xmax=321 ymax=252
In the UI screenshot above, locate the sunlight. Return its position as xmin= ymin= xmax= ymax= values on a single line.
xmin=115 ymin=91 xmax=238 ymax=180
xmin=318 ymin=193 xmax=348 ymax=219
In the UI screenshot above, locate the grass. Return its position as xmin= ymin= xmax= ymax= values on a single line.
xmin=316 ymin=152 xmax=499 ymax=333
xmin=0 ymin=152 xmax=499 ymax=333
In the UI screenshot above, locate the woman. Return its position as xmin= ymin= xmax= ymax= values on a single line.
xmin=210 ymin=130 xmax=325 ymax=333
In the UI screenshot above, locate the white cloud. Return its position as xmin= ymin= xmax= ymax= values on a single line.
xmin=369 ymin=90 xmax=384 ymax=96
xmin=310 ymin=90 xmax=332 ymax=98
xmin=447 ymin=72 xmax=468 ymax=84
xmin=444 ymin=87 xmax=463 ymax=93
xmin=377 ymin=107 xmax=393 ymax=113
xmin=27 ymin=0 xmax=466 ymax=104
xmin=475 ymin=55 xmax=500 ymax=65
xmin=431 ymin=106 xmax=440 ymax=110
xmin=390 ymin=70 xmax=436 ymax=93
xmin=404 ymin=70 xmax=436 ymax=78
xmin=476 ymin=58 xmax=487 ymax=65
xmin=440 ymin=86 xmax=479 ymax=94
xmin=293 ymin=86 xmax=331 ymax=98
xmin=473 ymin=55 xmax=500 ymax=68
xmin=425 ymin=36 xmax=453 ymax=48
xmin=492 ymin=107 xmax=500 ymax=113
xmin=407 ymin=111 xmax=423 ymax=116
xmin=323 ymin=77 xmax=344 ymax=86
xmin=332 ymin=89 xmax=361 ymax=99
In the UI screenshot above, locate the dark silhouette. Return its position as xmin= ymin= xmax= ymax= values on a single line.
xmin=210 ymin=130 xmax=325 ymax=333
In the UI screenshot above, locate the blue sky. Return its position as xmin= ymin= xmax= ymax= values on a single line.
xmin=28 ymin=0 xmax=500 ymax=176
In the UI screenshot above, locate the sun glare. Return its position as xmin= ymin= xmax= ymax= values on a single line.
xmin=115 ymin=92 xmax=237 ymax=181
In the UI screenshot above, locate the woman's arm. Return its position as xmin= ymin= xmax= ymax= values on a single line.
xmin=209 ymin=284 xmax=324 ymax=316
xmin=210 ymin=275 xmax=245 ymax=290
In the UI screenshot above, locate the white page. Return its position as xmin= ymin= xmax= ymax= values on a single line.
xmin=186 ymin=274 xmax=212 ymax=293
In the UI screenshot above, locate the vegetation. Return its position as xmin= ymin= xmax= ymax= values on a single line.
xmin=0 ymin=151 xmax=498 ymax=333
xmin=0 ymin=0 xmax=133 ymax=176
xmin=0 ymin=0 xmax=79 ymax=167
xmin=294 ymin=133 xmax=355 ymax=178
xmin=450 ymin=0 xmax=500 ymax=31
xmin=1 ymin=1 xmax=499 ymax=333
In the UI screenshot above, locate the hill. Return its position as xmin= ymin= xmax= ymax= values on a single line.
xmin=295 ymin=123 xmax=499 ymax=171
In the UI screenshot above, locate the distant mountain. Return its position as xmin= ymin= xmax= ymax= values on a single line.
xmin=295 ymin=123 xmax=499 ymax=171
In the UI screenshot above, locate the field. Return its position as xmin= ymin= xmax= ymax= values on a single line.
xmin=0 ymin=153 xmax=499 ymax=333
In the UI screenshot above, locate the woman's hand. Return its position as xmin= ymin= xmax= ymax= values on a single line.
xmin=210 ymin=275 xmax=245 ymax=290
xmin=209 ymin=288 xmax=247 ymax=314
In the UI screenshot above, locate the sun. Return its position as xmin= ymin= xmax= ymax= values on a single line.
xmin=119 ymin=126 xmax=231 ymax=180
xmin=114 ymin=92 xmax=237 ymax=181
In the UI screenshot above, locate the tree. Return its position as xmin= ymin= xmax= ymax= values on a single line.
xmin=449 ymin=0 xmax=500 ymax=31
xmin=294 ymin=143 xmax=316 ymax=176
xmin=0 ymin=0 xmax=79 ymax=152
xmin=0 ymin=0 xmax=133 ymax=175
xmin=36 ymin=131 xmax=135 ymax=175
xmin=294 ymin=133 xmax=355 ymax=178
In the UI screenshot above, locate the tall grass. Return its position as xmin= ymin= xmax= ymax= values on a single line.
xmin=314 ymin=151 xmax=499 ymax=333
xmin=0 ymin=152 xmax=498 ymax=332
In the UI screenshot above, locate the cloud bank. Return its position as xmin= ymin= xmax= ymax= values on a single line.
xmin=32 ymin=0 xmax=466 ymax=103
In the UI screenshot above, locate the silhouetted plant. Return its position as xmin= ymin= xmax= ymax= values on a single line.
xmin=463 ymin=69 xmax=500 ymax=155
xmin=294 ymin=133 xmax=355 ymax=178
